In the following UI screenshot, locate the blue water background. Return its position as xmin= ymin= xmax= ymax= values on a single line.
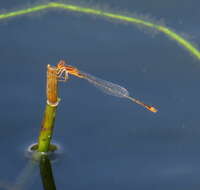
xmin=0 ymin=0 xmax=200 ymax=189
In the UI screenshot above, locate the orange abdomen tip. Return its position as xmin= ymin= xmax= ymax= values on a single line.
xmin=148 ymin=106 xmax=158 ymax=113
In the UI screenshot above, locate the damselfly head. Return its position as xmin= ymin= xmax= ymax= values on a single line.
xmin=57 ymin=60 xmax=84 ymax=78
xmin=57 ymin=60 xmax=67 ymax=68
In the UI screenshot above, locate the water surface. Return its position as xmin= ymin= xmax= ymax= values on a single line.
xmin=0 ymin=0 xmax=200 ymax=189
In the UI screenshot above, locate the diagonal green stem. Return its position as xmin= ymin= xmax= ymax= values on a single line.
xmin=0 ymin=2 xmax=200 ymax=60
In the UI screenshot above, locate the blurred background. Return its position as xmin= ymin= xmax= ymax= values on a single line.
xmin=0 ymin=0 xmax=200 ymax=189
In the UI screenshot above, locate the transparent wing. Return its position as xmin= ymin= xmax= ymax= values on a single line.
xmin=79 ymin=71 xmax=158 ymax=113
xmin=80 ymin=71 xmax=129 ymax=98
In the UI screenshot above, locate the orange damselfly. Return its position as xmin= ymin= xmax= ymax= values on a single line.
xmin=56 ymin=60 xmax=158 ymax=113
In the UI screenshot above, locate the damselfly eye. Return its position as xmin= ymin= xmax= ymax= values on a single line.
xmin=57 ymin=60 xmax=66 ymax=68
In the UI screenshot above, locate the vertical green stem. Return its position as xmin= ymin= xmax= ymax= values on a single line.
xmin=37 ymin=65 xmax=59 ymax=153
xmin=40 ymin=154 xmax=57 ymax=190
xmin=38 ymin=104 xmax=57 ymax=152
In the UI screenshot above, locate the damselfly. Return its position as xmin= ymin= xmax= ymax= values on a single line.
xmin=56 ymin=60 xmax=158 ymax=113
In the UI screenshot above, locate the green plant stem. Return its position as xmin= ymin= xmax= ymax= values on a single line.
xmin=37 ymin=65 xmax=59 ymax=153
xmin=40 ymin=154 xmax=57 ymax=190
xmin=37 ymin=104 xmax=57 ymax=152
xmin=0 ymin=3 xmax=200 ymax=60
